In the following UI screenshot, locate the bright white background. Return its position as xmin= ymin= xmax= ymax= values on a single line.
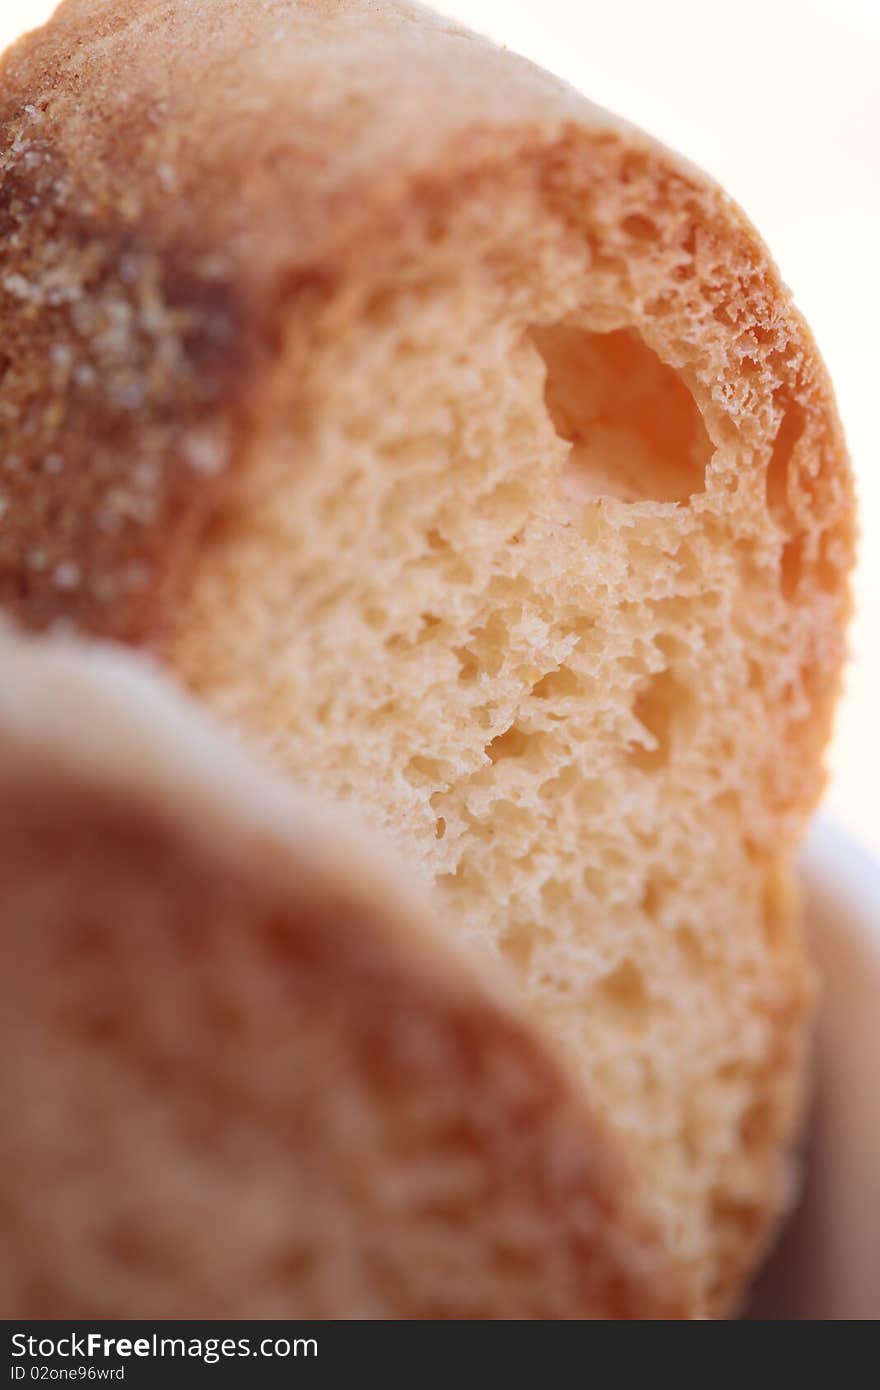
xmin=3 ymin=0 xmax=879 ymax=857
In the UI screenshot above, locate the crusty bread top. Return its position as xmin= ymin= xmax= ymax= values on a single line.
xmin=0 ymin=622 xmax=693 ymax=1317
xmin=4 ymin=0 xmax=626 ymax=279
xmin=0 ymin=0 xmax=852 ymax=644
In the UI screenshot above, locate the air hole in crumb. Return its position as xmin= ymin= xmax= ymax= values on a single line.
xmin=530 ymin=665 xmax=580 ymax=699
xmin=644 ymin=294 xmax=676 ymax=319
xmin=595 ymin=960 xmax=647 ymax=1018
xmin=540 ymin=878 xmax=570 ymax=913
xmin=455 ymin=612 xmax=509 ymax=680
xmin=416 ymin=612 xmax=442 ymax=643
xmin=404 ymin=754 xmax=446 ymax=786
xmin=714 ymin=789 xmax=742 ymax=820
xmin=620 ymin=213 xmax=659 ymax=242
xmin=434 ymin=816 xmax=446 ymax=840
xmin=628 ymin=666 xmax=693 ymax=771
xmin=675 ymin=924 xmax=708 ymax=971
xmin=766 ymin=395 xmax=805 ymax=529
xmin=752 ymin=322 xmax=776 ymax=346
xmin=362 ymin=604 xmax=387 ymax=630
xmin=582 ymin=864 xmax=605 ymax=897
xmin=640 ymin=872 xmax=671 ymax=918
xmin=455 ymin=647 xmax=479 ymax=683
xmin=486 ymin=725 xmax=530 ymax=763
xmin=529 ymin=325 xmax=711 ymax=505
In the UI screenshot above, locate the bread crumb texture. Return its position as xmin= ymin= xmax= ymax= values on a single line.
xmin=172 ymin=148 xmax=851 ymax=1311
xmin=0 ymin=0 xmax=854 ymax=1314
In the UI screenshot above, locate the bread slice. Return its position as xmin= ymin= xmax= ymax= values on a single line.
xmin=0 ymin=622 xmax=690 ymax=1319
xmin=0 ymin=0 xmax=854 ymax=1310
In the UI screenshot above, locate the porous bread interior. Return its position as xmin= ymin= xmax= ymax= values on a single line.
xmin=170 ymin=145 xmax=848 ymax=1308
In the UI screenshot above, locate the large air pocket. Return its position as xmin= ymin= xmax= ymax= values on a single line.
xmin=530 ymin=324 xmax=712 ymax=505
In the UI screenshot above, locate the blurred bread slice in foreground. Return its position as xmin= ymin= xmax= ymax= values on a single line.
xmin=0 ymin=0 xmax=855 ymax=1310
xmin=0 ymin=625 xmax=688 ymax=1319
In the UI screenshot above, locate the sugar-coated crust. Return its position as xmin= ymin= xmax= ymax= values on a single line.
xmin=0 ymin=624 xmax=692 ymax=1318
xmin=0 ymin=0 xmax=855 ymax=1315
xmin=0 ymin=0 xmax=850 ymax=643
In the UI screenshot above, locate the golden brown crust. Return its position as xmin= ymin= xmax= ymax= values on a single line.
xmin=0 ymin=626 xmax=691 ymax=1318
xmin=0 ymin=1 xmax=851 ymax=650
